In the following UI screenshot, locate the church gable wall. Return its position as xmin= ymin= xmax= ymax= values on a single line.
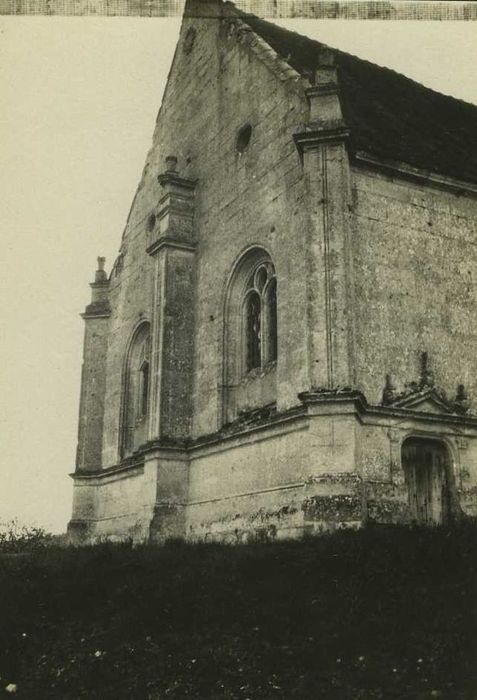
xmin=169 ymin=18 xmax=310 ymax=436
xmin=100 ymin=10 xmax=311 ymax=467
xmin=351 ymin=168 xmax=477 ymax=409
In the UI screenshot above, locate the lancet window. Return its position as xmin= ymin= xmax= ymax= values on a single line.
xmin=120 ymin=322 xmax=151 ymax=457
xmin=243 ymin=262 xmax=277 ymax=373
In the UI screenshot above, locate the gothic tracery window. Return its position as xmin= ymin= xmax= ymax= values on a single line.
xmin=243 ymin=262 xmax=277 ymax=373
xmin=224 ymin=248 xmax=278 ymax=423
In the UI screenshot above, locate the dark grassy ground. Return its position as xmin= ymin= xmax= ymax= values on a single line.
xmin=0 ymin=523 xmax=476 ymax=699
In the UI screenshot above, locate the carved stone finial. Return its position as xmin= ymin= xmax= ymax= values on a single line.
xmin=454 ymin=384 xmax=470 ymax=413
xmin=382 ymin=374 xmax=396 ymax=405
xmin=95 ymin=256 xmax=107 ymax=283
xmin=165 ymin=155 xmax=178 ymax=173
xmin=456 ymin=384 xmax=467 ymax=401
xmin=405 ymin=381 xmax=419 ymax=395
xmin=419 ymin=351 xmax=434 ymax=389
xmin=312 ymin=49 xmax=338 ymax=89
xmin=317 ymin=47 xmax=335 ymax=68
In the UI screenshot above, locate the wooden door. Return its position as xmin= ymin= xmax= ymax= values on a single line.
xmin=402 ymin=438 xmax=450 ymax=525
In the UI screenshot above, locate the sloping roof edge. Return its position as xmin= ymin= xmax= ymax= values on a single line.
xmin=232 ymin=5 xmax=477 ymax=186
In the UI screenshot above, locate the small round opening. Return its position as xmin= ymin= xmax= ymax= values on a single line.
xmin=236 ymin=123 xmax=252 ymax=154
xmin=146 ymin=213 xmax=156 ymax=232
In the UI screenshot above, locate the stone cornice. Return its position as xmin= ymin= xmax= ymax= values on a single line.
xmin=71 ymin=389 xmax=477 ymax=481
xmin=81 ymin=301 xmax=111 ymax=319
xmin=299 ymin=388 xmax=365 ymax=405
xmin=353 ymin=150 xmax=477 ymax=197
xmin=306 ymin=83 xmax=340 ymax=98
xmin=157 ymin=172 xmax=197 ymax=190
xmin=300 ymin=387 xmax=477 ymax=426
xmin=362 ymin=403 xmax=477 ymax=428
xmin=71 ymin=458 xmax=144 ymax=481
xmin=81 ymin=312 xmax=111 ymax=320
xmin=146 ymin=237 xmax=197 ymax=257
xmin=293 ymin=122 xmax=350 ymax=155
xmin=188 ymin=405 xmax=307 ymax=451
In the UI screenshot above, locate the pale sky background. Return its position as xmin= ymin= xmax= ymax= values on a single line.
xmin=1 ymin=13 xmax=476 ymax=533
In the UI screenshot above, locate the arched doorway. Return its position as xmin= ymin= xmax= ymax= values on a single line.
xmin=401 ymin=437 xmax=451 ymax=525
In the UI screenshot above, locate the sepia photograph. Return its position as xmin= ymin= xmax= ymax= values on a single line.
xmin=1 ymin=0 xmax=476 ymax=696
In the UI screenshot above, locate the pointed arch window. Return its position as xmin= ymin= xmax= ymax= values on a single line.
xmin=120 ymin=322 xmax=151 ymax=457
xmin=224 ymin=248 xmax=278 ymax=423
xmin=242 ymin=262 xmax=277 ymax=373
xmin=138 ymin=355 xmax=150 ymax=420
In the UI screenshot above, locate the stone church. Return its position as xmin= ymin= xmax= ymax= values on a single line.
xmin=68 ymin=0 xmax=477 ymax=543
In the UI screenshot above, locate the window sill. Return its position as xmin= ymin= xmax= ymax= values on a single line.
xmin=241 ymin=360 xmax=277 ymax=384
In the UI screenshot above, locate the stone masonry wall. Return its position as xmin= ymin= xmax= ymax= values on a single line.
xmin=352 ymin=168 xmax=477 ymax=408
xmin=184 ymin=409 xmax=360 ymax=539
xmin=70 ymin=462 xmax=158 ymax=543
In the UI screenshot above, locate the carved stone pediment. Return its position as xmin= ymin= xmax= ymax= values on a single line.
xmin=388 ymin=387 xmax=465 ymax=415
xmin=381 ymin=353 xmax=471 ymax=415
